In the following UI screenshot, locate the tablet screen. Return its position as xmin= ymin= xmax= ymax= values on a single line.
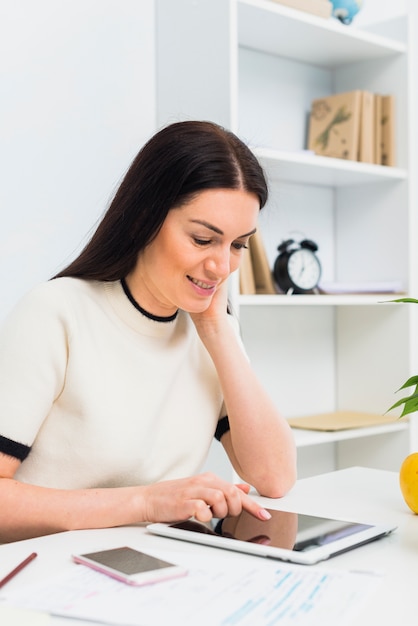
xmin=169 ymin=509 xmax=372 ymax=553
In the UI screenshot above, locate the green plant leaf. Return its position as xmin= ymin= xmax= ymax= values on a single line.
xmin=385 ymin=296 xmax=418 ymax=417
xmin=399 ymin=394 xmax=418 ymax=418
xmin=387 ymin=392 xmax=418 ymax=417
xmin=397 ymin=376 xmax=418 ymax=391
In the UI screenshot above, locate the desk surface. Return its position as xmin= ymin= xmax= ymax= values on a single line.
xmin=0 ymin=466 xmax=417 ymax=626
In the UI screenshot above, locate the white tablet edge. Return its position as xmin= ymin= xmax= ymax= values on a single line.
xmin=146 ymin=520 xmax=396 ymax=566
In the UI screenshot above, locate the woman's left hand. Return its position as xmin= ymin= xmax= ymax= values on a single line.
xmin=190 ymin=280 xmax=229 ymax=337
xmin=190 ymin=278 xmax=297 ymax=499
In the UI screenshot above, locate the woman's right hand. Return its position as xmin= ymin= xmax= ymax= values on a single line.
xmin=0 ymin=459 xmax=271 ymax=542
xmin=140 ymin=472 xmax=272 ymax=524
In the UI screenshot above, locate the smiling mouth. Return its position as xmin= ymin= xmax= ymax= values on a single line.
xmin=188 ymin=276 xmax=216 ymax=290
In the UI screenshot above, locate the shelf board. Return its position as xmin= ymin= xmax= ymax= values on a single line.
xmin=238 ymin=0 xmax=406 ymax=67
xmin=238 ymin=294 xmax=405 ymax=306
xmin=292 ymin=420 xmax=408 ymax=447
xmin=254 ymin=147 xmax=407 ymax=187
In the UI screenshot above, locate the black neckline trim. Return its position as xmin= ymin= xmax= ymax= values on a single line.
xmin=121 ymin=278 xmax=178 ymax=323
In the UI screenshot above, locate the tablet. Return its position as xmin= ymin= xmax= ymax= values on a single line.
xmin=147 ymin=508 xmax=396 ymax=565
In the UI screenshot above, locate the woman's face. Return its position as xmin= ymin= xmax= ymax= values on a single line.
xmin=129 ymin=188 xmax=260 ymax=316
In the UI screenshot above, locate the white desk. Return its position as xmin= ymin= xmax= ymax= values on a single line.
xmin=0 ymin=467 xmax=417 ymax=625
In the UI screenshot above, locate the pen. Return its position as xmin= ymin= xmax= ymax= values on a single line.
xmin=0 ymin=552 xmax=37 ymax=589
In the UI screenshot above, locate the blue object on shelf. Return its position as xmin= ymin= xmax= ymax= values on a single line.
xmin=330 ymin=0 xmax=363 ymax=25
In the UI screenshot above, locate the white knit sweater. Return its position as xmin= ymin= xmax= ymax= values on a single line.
xmin=0 ymin=278 xmax=235 ymax=489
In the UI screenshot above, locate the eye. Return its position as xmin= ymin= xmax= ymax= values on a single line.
xmin=232 ymin=241 xmax=249 ymax=251
xmin=193 ymin=237 xmax=212 ymax=246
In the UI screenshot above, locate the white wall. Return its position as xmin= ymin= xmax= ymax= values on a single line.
xmin=0 ymin=0 xmax=156 ymax=321
xmin=354 ymin=0 xmax=407 ymax=25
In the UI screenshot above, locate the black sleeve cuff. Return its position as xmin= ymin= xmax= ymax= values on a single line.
xmin=0 ymin=435 xmax=31 ymax=461
xmin=214 ymin=416 xmax=230 ymax=442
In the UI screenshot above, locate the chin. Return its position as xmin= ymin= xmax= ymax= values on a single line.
xmin=182 ymin=299 xmax=212 ymax=314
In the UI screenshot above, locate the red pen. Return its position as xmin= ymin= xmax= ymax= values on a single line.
xmin=0 ymin=552 xmax=37 ymax=589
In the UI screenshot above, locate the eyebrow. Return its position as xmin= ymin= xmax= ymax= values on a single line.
xmin=190 ymin=219 xmax=257 ymax=239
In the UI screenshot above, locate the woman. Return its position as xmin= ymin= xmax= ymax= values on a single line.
xmin=0 ymin=121 xmax=296 ymax=542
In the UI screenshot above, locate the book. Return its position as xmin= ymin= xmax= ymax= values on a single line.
xmin=239 ymin=247 xmax=256 ymax=295
xmin=374 ymin=93 xmax=383 ymax=165
xmin=381 ymin=94 xmax=396 ymax=166
xmin=287 ymin=411 xmax=401 ymax=432
xmin=249 ymin=230 xmax=276 ymax=295
xmin=319 ymin=280 xmax=403 ymax=294
xmin=358 ymin=91 xmax=375 ymax=164
xmin=267 ymin=0 xmax=332 ymax=19
xmin=307 ymin=90 xmax=362 ymax=161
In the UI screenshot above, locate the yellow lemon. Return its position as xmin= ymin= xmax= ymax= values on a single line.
xmin=399 ymin=453 xmax=418 ymax=513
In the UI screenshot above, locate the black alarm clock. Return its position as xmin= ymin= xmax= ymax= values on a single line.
xmin=273 ymin=239 xmax=321 ymax=294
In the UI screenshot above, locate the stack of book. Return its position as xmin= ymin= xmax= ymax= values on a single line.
xmin=268 ymin=0 xmax=333 ymax=19
xmin=239 ymin=231 xmax=276 ymax=295
xmin=307 ymin=90 xmax=396 ymax=166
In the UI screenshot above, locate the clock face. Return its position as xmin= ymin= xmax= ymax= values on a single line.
xmin=287 ymin=248 xmax=321 ymax=290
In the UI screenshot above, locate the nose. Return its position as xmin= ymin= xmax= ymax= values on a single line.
xmin=205 ymin=246 xmax=232 ymax=280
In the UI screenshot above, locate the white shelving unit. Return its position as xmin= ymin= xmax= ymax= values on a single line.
xmin=156 ymin=0 xmax=418 ymax=478
xmin=255 ymin=147 xmax=407 ymax=186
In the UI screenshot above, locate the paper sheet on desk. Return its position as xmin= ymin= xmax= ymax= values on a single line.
xmin=0 ymin=606 xmax=50 ymax=625
xmin=1 ymin=550 xmax=382 ymax=626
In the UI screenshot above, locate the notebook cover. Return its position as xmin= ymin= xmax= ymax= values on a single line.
xmin=287 ymin=411 xmax=402 ymax=431
xmin=308 ymin=90 xmax=362 ymax=161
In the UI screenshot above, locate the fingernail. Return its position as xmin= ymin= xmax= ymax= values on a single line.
xmin=259 ymin=508 xmax=272 ymax=520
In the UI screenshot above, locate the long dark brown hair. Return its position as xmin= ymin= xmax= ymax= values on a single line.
xmin=54 ymin=121 xmax=268 ymax=281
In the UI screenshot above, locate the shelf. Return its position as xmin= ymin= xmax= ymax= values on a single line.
xmin=238 ymin=0 xmax=406 ymax=67
xmin=292 ymin=420 xmax=408 ymax=448
xmin=254 ymin=148 xmax=407 ymax=188
xmin=238 ymin=294 xmax=406 ymax=306
xmin=157 ymin=1 xmax=415 ymax=477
